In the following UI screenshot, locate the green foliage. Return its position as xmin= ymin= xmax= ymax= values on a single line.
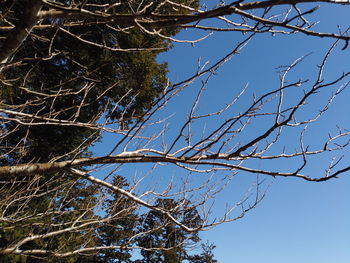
xmin=0 ymin=1 xmax=171 ymax=162
xmin=0 ymin=177 xmax=100 ymax=263
xmin=100 ymin=195 xmax=217 ymax=263
xmin=97 ymin=176 xmax=137 ymax=263
xmin=0 ymin=0 xmax=200 ymax=162
xmin=0 ymin=1 xmax=218 ymax=262
xmin=186 ymin=243 xmax=218 ymax=263
xmin=135 ymin=199 xmax=202 ymax=263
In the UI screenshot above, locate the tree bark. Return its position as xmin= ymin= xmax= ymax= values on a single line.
xmin=0 ymin=0 xmax=42 ymax=68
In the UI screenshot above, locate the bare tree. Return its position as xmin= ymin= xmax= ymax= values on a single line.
xmin=0 ymin=0 xmax=349 ymax=260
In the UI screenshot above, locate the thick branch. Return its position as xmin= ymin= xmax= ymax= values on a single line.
xmin=0 ymin=0 xmax=43 ymax=66
xmin=0 ymin=151 xmax=346 ymax=181
xmin=37 ymin=0 xmax=350 ymax=28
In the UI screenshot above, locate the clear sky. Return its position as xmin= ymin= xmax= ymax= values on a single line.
xmin=155 ymin=3 xmax=350 ymax=263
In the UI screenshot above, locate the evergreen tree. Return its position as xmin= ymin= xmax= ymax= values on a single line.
xmin=135 ymin=199 xmax=202 ymax=263
xmin=97 ymin=176 xmax=137 ymax=263
xmin=0 ymin=1 xmax=219 ymax=262
xmin=0 ymin=176 xmax=101 ymax=263
xmin=0 ymin=0 xmax=199 ymax=162
xmin=186 ymin=243 xmax=218 ymax=263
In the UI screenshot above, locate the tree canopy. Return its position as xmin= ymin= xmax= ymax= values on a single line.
xmin=0 ymin=0 xmax=200 ymax=163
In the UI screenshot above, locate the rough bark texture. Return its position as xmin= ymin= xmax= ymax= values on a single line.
xmin=0 ymin=0 xmax=42 ymax=66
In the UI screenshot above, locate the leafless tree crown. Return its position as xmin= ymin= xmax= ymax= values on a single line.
xmin=0 ymin=0 xmax=349 ymax=259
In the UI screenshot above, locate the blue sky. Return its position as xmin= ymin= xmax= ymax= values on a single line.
xmin=93 ymin=2 xmax=350 ymax=262
xmin=155 ymin=3 xmax=350 ymax=263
